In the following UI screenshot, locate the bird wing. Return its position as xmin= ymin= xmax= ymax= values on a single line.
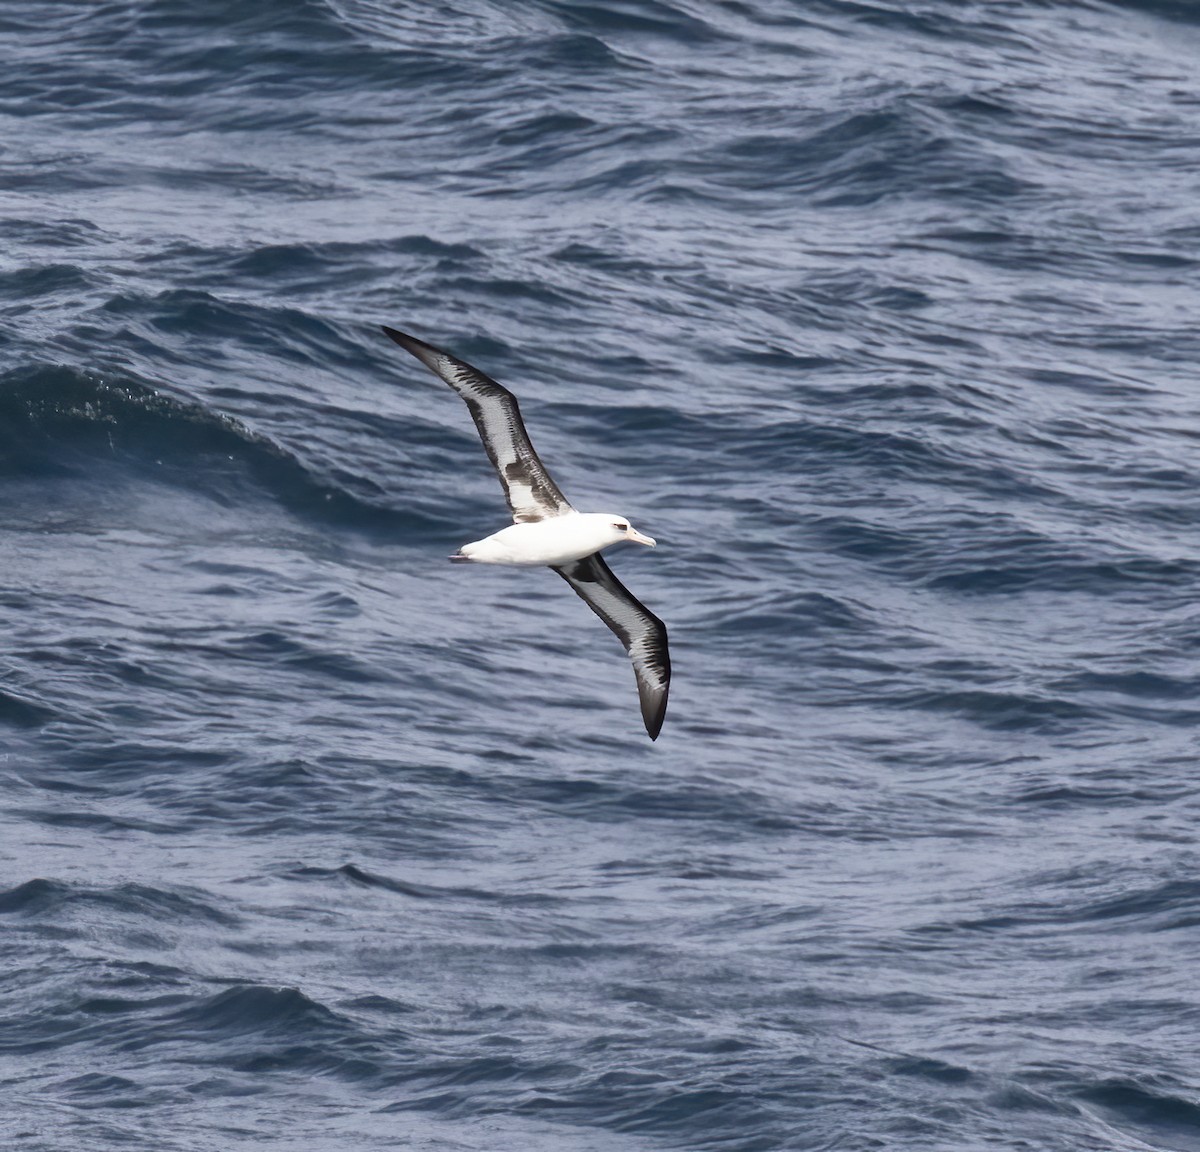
xmin=553 ymin=553 xmax=670 ymax=740
xmin=382 ymin=326 xmax=574 ymax=524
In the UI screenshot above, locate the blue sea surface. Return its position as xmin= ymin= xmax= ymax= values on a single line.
xmin=3 ymin=1 xmax=1200 ymax=1148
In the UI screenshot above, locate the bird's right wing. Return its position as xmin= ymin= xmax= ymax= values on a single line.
xmin=553 ymin=553 xmax=670 ymax=740
xmin=382 ymin=326 xmax=574 ymax=523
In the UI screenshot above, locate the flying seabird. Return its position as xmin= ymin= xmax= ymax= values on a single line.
xmin=381 ymin=326 xmax=670 ymax=740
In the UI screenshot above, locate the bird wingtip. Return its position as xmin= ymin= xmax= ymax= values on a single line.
xmin=382 ymin=326 xmax=446 ymax=371
xmin=643 ymin=694 xmax=668 ymax=741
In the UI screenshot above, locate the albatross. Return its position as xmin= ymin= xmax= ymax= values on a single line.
xmin=382 ymin=326 xmax=670 ymax=740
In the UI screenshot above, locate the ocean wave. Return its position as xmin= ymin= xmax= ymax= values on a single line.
xmin=0 ymin=363 xmax=433 ymax=534
xmin=5 ymin=0 xmax=1200 ymax=1148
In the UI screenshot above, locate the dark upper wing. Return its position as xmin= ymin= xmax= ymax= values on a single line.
xmin=553 ymin=553 xmax=670 ymax=741
xmin=382 ymin=326 xmax=573 ymax=523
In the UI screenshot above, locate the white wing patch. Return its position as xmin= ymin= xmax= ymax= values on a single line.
xmin=383 ymin=328 xmax=574 ymax=523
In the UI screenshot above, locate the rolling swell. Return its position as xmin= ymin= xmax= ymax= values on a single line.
xmin=4 ymin=0 xmax=1200 ymax=1150
xmin=0 ymin=362 xmax=431 ymax=535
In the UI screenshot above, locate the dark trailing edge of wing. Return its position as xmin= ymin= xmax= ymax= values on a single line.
xmin=380 ymin=326 xmax=573 ymax=523
xmin=553 ymin=553 xmax=670 ymax=741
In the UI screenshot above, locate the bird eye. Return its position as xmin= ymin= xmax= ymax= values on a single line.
xmin=614 ymin=522 xmax=628 ymax=531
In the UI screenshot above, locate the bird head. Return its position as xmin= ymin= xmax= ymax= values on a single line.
xmin=603 ymin=516 xmax=656 ymax=548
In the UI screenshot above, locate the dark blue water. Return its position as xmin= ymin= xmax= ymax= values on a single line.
xmin=4 ymin=1 xmax=1200 ymax=1148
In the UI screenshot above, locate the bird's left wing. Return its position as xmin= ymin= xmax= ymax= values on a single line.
xmin=382 ymin=326 xmax=574 ymax=523
xmin=553 ymin=553 xmax=670 ymax=740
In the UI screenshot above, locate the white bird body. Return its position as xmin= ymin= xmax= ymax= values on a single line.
xmin=456 ymin=512 xmax=657 ymax=567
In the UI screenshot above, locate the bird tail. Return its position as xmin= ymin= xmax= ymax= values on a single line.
xmin=448 ymin=552 xmax=473 ymax=564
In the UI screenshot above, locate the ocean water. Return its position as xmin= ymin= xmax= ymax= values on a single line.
xmin=3 ymin=1 xmax=1200 ymax=1148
